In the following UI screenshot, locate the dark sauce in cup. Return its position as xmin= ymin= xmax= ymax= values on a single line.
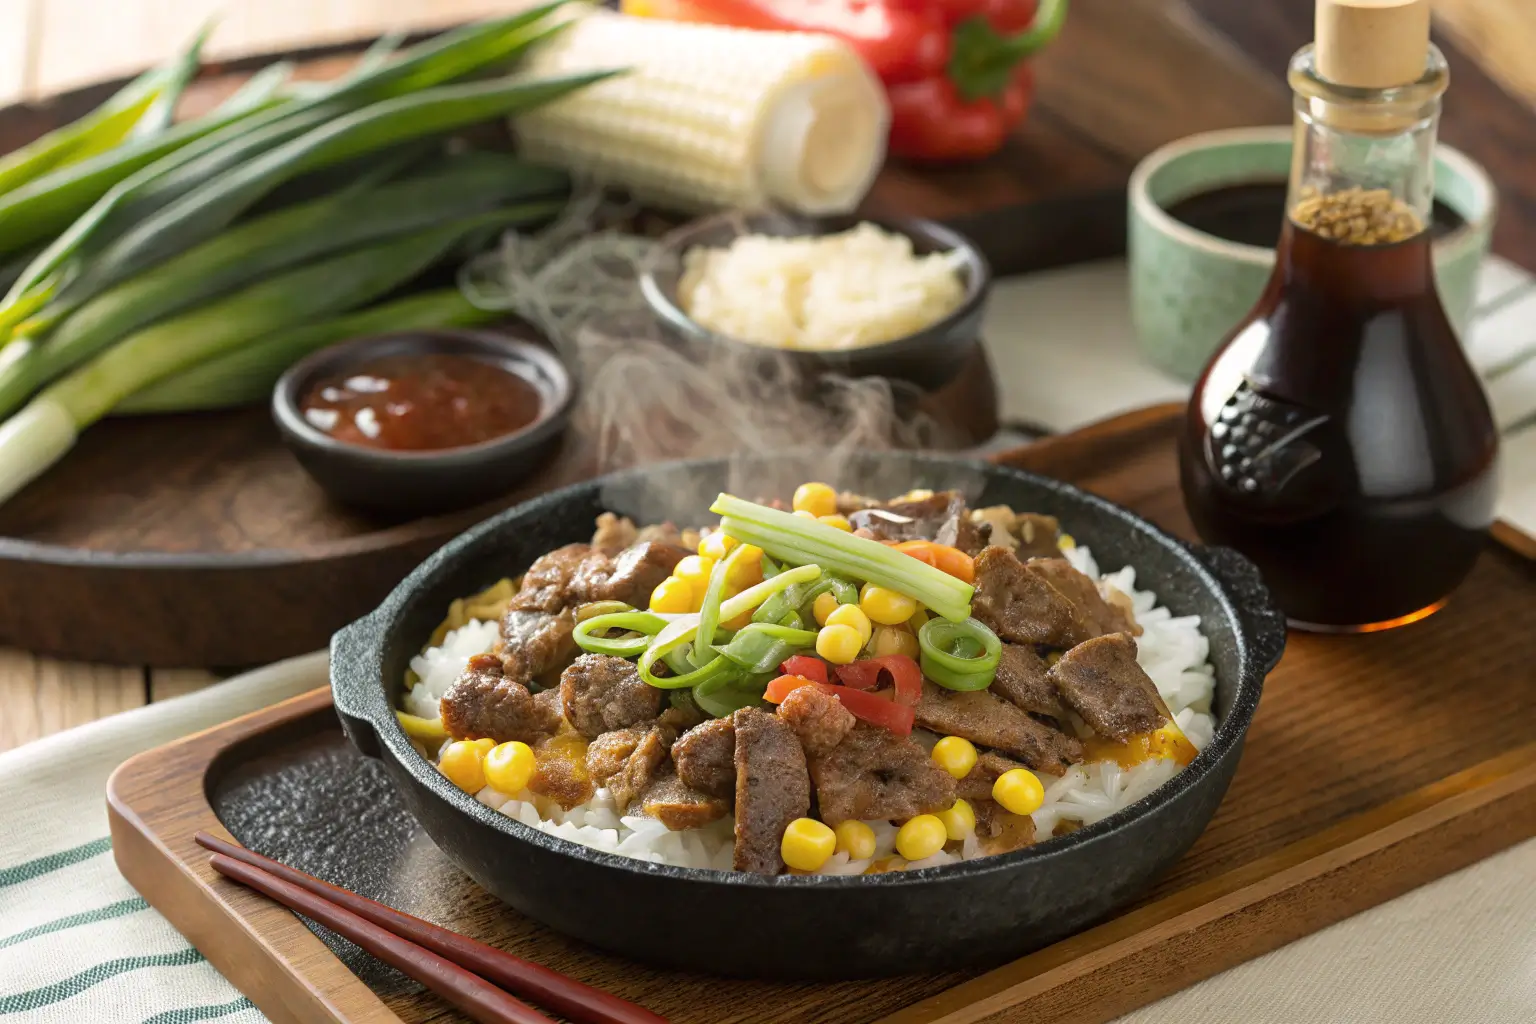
xmin=300 ymin=353 xmax=543 ymax=452
xmin=1164 ymin=181 xmax=1465 ymax=248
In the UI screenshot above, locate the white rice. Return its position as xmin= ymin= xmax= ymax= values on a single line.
xmin=403 ymin=542 xmax=1219 ymax=873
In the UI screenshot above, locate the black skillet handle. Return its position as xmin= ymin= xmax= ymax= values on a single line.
xmin=1184 ymin=543 xmax=1289 ymax=676
xmin=329 ymin=613 xmax=390 ymax=760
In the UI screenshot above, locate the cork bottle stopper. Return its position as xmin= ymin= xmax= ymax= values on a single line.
xmin=1315 ymin=0 xmax=1431 ymax=88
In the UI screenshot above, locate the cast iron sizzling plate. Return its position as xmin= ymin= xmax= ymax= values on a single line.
xmin=331 ymin=453 xmax=1286 ymax=980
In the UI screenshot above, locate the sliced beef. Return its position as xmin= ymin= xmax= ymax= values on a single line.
xmin=972 ymin=799 xmax=1037 ymax=855
xmin=990 ymin=643 xmax=1069 ymax=719
xmin=809 ymin=722 xmax=956 ymax=826
xmin=642 ymin=768 xmax=731 ymax=830
xmin=585 ymin=725 xmax=648 ymax=784
xmin=605 ymin=724 xmax=673 ymax=811
xmin=848 ymin=491 xmax=979 ymax=551
xmin=971 ymin=546 xmax=1098 ymax=649
xmin=499 ymin=608 xmax=577 ymax=686
xmin=914 ymin=682 xmax=1081 ymax=774
xmin=776 ymin=685 xmax=856 ymax=757
xmin=440 ymin=656 xmax=562 ymax=744
xmin=509 ymin=543 xmax=596 ymax=614
xmin=559 ymin=654 xmax=665 ymax=739
xmin=1013 ymin=514 xmax=1062 ymax=559
xmin=1029 ymin=558 xmax=1141 ymax=637
xmin=1049 ymin=632 xmax=1166 ymax=741
xmin=672 ymin=717 xmax=736 ymax=799
xmin=955 ymin=750 xmax=1028 ymax=801
xmin=732 ymin=707 xmax=810 ymax=875
xmin=529 ymin=730 xmax=595 ymax=810
xmin=659 ymin=703 xmax=707 ymax=733
xmin=569 ymin=541 xmax=689 ymax=607
xmin=590 ymin=512 xmax=638 ymax=555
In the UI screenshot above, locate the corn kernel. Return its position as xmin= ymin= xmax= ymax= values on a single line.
xmin=859 ymin=583 xmax=918 ymax=626
xmin=698 ymin=532 xmax=737 ymax=560
xmin=723 ymin=608 xmax=754 ymax=631
xmin=895 ymin=815 xmax=948 ymax=861
xmin=812 ymin=591 xmax=839 ymax=627
xmin=931 ymin=735 xmax=978 ymax=779
xmin=1058 ymin=533 xmax=1076 ymax=550
xmin=781 ymin=817 xmax=837 ymax=871
xmin=792 ymin=482 xmax=838 ymax=518
xmin=793 ymin=509 xmax=817 ymax=520
xmin=724 ymin=544 xmax=764 ymax=589
xmin=825 ymin=603 xmax=872 ymax=644
xmin=834 ymin=820 xmax=877 ymax=860
xmin=818 ymin=514 xmax=853 ymax=531
xmin=438 ymin=740 xmax=488 ymax=793
xmin=907 ymin=606 xmax=930 ymax=631
xmin=675 ymin=555 xmax=716 ymax=590
xmin=993 ymin=768 xmax=1046 ymax=816
xmin=649 ymin=576 xmax=693 ymax=614
xmin=484 ymin=741 xmax=536 ymax=794
xmin=936 ymin=799 xmax=976 ymax=841
xmin=871 ymin=625 xmax=920 ymax=659
xmin=816 ymin=623 xmax=864 ymax=665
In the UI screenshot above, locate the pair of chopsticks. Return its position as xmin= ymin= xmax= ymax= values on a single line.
xmin=194 ymin=832 xmax=668 ymax=1024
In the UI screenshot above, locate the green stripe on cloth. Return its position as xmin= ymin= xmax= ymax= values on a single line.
xmin=0 ymin=897 xmax=149 ymax=950
xmin=0 ymin=837 xmax=111 ymax=889
xmin=142 ymin=996 xmax=257 ymax=1024
xmin=0 ymin=948 xmax=205 ymax=1013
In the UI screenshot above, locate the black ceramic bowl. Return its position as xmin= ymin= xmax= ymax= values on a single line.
xmin=273 ymin=327 xmax=574 ymax=517
xmin=332 ymin=454 xmax=1285 ymax=980
xmin=639 ymin=211 xmax=991 ymax=390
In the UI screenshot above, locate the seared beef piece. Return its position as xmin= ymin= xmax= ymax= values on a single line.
xmin=636 ymin=522 xmax=688 ymax=547
xmin=777 ymin=685 xmax=856 ymax=757
xmin=529 ymin=730 xmax=596 ymax=809
xmin=605 ymin=724 xmax=673 ymax=811
xmin=955 ymin=750 xmax=1028 ymax=801
xmin=809 ymin=722 xmax=956 ymax=825
xmin=672 ymin=717 xmax=736 ymax=799
xmin=991 ymin=644 xmax=1068 ymax=719
xmin=1029 ymin=558 xmax=1141 ymax=637
xmin=499 ymin=608 xmax=577 ymax=686
xmin=732 ymin=707 xmax=810 ymax=875
xmin=569 ymin=541 xmax=690 ymax=608
xmin=642 ymin=768 xmax=731 ymax=830
xmin=972 ymin=799 xmax=1037 ymax=855
xmin=440 ymin=658 xmax=562 ymax=744
xmin=1013 ymin=514 xmax=1062 ymax=560
xmin=586 ymin=725 xmax=649 ymax=784
xmin=590 ymin=512 xmax=638 ymax=555
xmin=914 ymin=682 xmax=1081 ymax=774
xmin=836 ymin=491 xmax=879 ymax=514
xmin=659 ymin=703 xmax=707 ymax=733
xmin=509 ymin=543 xmax=596 ymax=614
xmin=1049 ymin=633 xmax=1166 ymax=741
xmin=971 ymin=546 xmax=1098 ymax=649
xmin=559 ymin=654 xmax=665 ymax=739
xmin=848 ymin=490 xmax=979 ymax=551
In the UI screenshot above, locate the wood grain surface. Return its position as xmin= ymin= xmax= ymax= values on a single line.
xmin=9 ymin=0 xmax=1536 ymax=746
xmin=107 ymin=404 xmax=1536 ymax=1024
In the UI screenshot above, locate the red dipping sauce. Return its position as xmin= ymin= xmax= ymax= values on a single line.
xmin=300 ymin=353 xmax=543 ymax=452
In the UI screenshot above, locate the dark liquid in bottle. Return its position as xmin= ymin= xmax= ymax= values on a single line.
xmin=1179 ymin=219 xmax=1499 ymax=630
xmin=1165 ymin=181 xmax=1465 ymax=249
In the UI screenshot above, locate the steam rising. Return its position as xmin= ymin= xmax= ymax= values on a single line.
xmin=460 ymin=194 xmax=976 ymax=518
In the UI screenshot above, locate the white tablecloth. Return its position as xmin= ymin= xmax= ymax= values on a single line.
xmin=1 ymin=259 xmax=1533 ymax=1022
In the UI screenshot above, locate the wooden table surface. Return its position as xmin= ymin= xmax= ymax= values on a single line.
xmin=2 ymin=0 xmax=1534 ymax=752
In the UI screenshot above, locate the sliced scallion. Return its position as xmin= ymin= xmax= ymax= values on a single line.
xmin=573 ymin=611 xmax=668 ymax=658
xmin=918 ymin=618 xmax=1002 ymax=691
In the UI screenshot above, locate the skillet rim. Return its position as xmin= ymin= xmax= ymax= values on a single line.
xmin=332 ymin=453 xmax=1283 ymax=890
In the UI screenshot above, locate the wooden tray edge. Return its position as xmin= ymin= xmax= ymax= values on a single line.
xmin=110 ymin=682 xmax=1536 ymax=1024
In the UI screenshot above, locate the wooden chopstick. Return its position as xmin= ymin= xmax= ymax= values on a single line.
xmin=195 ymin=832 xmax=669 ymax=1024
xmin=208 ymin=852 xmax=554 ymax=1024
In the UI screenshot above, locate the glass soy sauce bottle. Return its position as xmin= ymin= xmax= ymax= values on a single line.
xmin=1179 ymin=0 xmax=1499 ymax=632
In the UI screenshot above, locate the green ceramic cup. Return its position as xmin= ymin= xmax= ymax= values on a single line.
xmin=1129 ymin=126 xmax=1496 ymax=381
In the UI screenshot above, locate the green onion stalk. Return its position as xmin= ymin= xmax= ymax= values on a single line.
xmin=918 ymin=618 xmax=1002 ymax=691
xmin=0 ymin=209 xmax=521 ymax=505
xmin=711 ymin=494 xmax=975 ymax=622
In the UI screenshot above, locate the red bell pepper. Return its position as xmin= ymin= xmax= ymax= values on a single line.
xmin=833 ymin=654 xmax=922 ymax=706
xmin=780 ymin=654 xmax=829 ymax=686
xmin=624 ymin=0 xmax=1068 ymax=162
xmin=761 ymin=675 xmax=917 ymax=735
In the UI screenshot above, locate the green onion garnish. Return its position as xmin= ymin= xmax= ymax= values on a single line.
xmin=572 ymin=610 xmax=668 ymax=658
xmin=918 ymin=617 xmax=1002 ymax=691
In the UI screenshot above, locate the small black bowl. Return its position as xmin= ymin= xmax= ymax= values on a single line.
xmin=639 ymin=210 xmax=991 ymax=390
xmin=273 ymin=327 xmax=574 ymax=517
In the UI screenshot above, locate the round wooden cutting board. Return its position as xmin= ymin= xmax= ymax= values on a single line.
xmin=0 ymin=45 xmax=1004 ymax=667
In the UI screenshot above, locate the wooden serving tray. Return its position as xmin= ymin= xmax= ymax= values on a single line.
xmin=107 ymin=404 xmax=1536 ymax=1024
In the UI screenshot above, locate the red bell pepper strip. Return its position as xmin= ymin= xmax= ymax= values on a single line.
xmin=832 ymin=655 xmax=922 ymax=706
xmin=780 ymin=654 xmax=829 ymax=686
xmin=765 ymin=674 xmax=816 ymax=703
xmin=761 ymin=676 xmax=917 ymax=735
xmin=623 ymin=0 xmax=1067 ymax=162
